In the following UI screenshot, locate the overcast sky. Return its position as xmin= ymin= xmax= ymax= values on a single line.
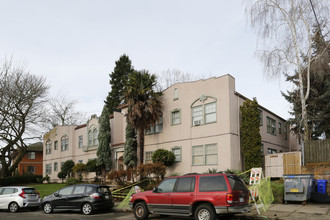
xmin=0 ymin=0 xmax=293 ymax=120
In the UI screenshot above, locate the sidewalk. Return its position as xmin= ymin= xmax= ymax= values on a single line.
xmin=237 ymin=203 xmax=330 ymax=220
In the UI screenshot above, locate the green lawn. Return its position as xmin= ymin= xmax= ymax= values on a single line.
xmin=28 ymin=183 xmax=66 ymax=198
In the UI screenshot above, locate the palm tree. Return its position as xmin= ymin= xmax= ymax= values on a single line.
xmin=124 ymin=70 xmax=163 ymax=164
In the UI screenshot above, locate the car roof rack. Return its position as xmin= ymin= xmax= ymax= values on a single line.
xmin=183 ymin=173 xmax=201 ymax=176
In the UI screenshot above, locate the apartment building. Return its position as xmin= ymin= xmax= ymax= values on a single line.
xmin=43 ymin=115 xmax=100 ymax=181
xmin=43 ymin=74 xmax=291 ymax=181
xmin=17 ymin=142 xmax=43 ymax=175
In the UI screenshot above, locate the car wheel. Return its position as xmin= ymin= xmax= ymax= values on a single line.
xmin=134 ymin=202 xmax=149 ymax=220
xmin=43 ymin=202 xmax=53 ymax=214
xmin=8 ymin=202 xmax=19 ymax=213
xmin=194 ymin=204 xmax=216 ymax=220
xmin=82 ymin=202 xmax=93 ymax=215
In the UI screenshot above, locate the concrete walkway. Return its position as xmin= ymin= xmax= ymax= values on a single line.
xmin=237 ymin=203 xmax=330 ymax=220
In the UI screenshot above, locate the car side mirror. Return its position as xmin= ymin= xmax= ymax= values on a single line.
xmin=152 ymin=188 xmax=158 ymax=193
xmin=54 ymin=192 xmax=60 ymax=197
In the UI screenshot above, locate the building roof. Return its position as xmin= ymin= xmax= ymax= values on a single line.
xmin=27 ymin=142 xmax=43 ymax=152
xmin=75 ymin=124 xmax=87 ymax=130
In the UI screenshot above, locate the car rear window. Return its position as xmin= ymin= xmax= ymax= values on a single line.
xmin=23 ymin=188 xmax=38 ymax=194
xmin=199 ymin=175 xmax=228 ymax=192
xmin=227 ymin=175 xmax=247 ymax=191
xmin=97 ymin=186 xmax=110 ymax=193
xmin=175 ymin=177 xmax=195 ymax=192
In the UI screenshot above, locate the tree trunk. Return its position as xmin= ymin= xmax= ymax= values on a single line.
xmin=298 ymin=71 xmax=310 ymax=142
xmin=137 ymin=129 xmax=145 ymax=164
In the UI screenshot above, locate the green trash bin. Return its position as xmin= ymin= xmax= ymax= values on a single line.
xmin=283 ymin=174 xmax=315 ymax=204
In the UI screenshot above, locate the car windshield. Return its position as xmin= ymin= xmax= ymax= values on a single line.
xmin=23 ymin=188 xmax=38 ymax=194
xmin=97 ymin=186 xmax=110 ymax=193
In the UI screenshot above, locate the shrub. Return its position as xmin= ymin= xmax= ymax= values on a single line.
xmin=42 ymin=175 xmax=50 ymax=183
xmin=0 ymin=175 xmax=42 ymax=186
xmin=137 ymin=162 xmax=166 ymax=181
xmin=61 ymin=160 xmax=75 ymax=178
xmin=271 ymin=179 xmax=284 ymax=204
xmin=66 ymin=177 xmax=80 ymax=185
xmin=108 ymin=170 xmax=128 ymax=187
xmin=226 ymin=169 xmax=250 ymax=185
xmin=152 ymin=149 xmax=175 ymax=167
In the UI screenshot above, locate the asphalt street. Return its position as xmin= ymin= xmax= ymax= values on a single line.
xmin=0 ymin=209 xmax=256 ymax=220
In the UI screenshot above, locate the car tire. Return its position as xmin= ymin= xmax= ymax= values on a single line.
xmin=8 ymin=202 xmax=19 ymax=213
xmin=194 ymin=204 xmax=216 ymax=220
xmin=134 ymin=202 xmax=149 ymax=220
xmin=81 ymin=202 xmax=93 ymax=215
xmin=43 ymin=202 xmax=53 ymax=214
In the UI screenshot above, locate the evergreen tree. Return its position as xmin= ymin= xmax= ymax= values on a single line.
xmin=105 ymin=54 xmax=134 ymax=115
xmin=60 ymin=160 xmax=75 ymax=178
xmin=240 ymin=98 xmax=262 ymax=171
xmin=282 ymin=31 xmax=330 ymax=139
xmin=123 ymin=120 xmax=138 ymax=168
xmin=97 ymin=105 xmax=112 ymax=171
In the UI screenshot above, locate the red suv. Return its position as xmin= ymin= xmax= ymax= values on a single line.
xmin=129 ymin=173 xmax=251 ymax=220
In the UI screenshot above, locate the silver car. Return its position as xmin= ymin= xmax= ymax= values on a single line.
xmin=0 ymin=186 xmax=41 ymax=212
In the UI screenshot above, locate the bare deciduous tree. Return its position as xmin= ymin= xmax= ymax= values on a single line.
xmin=156 ymin=69 xmax=198 ymax=90
xmin=43 ymin=94 xmax=85 ymax=129
xmin=0 ymin=58 xmax=49 ymax=177
xmin=245 ymin=0 xmax=329 ymax=141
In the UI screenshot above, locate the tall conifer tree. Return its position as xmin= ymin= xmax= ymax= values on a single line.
xmin=240 ymin=98 xmax=262 ymax=171
xmin=97 ymin=105 xmax=112 ymax=171
xmin=105 ymin=54 xmax=134 ymax=114
xmin=123 ymin=119 xmax=138 ymax=168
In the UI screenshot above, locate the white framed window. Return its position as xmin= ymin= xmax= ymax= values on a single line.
xmin=171 ymin=110 xmax=181 ymax=125
xmin=78 ymin=160 xmax=83 ymax=164
xmin=145 ymin=151 xmax=153 ymax=164
xmin=204 ymin=102 xmax=216 ymax=124
xmin=27 ymin=166 xmax=35 ymax=174
xmin=174 ymin=88 xmax=178 ymax=100
xmin=46 ymin=164 xmax=52 ymax=175
xmin=192 ymin=144 xmax=218 ymax=166
xmin=78 ymin=135 xmax=83 ymax=148
xmin=28 ymin=152 xmax=36 ymax=159
xmin=267 ymin=117 xmax=276 ymax=135
xmin=88 ymin=130 xmax=93 ymax=146
xmin=267 ymin=148 xmax=277 ymax=154
xmin=284 ymin=126 xmax=288 ymax=140
xmin=171 ymin=147 xmax=182 ymax=162
xmin=46 ymin=140 xmax=51 ymax=155
xmin=192 ymin=102 xmax=216 ymax=126
xmin=258 ymin=110 xmax=263 ymax=126
xmin=279 ymin=122 xmax=282 ymax=134
xmin=54 ymin=162 xmax=58 ymax=171
xmin=61 ymin=136 xmax=69 ymax=151
xmin=54 ymin=140 xmax=58 ymax=150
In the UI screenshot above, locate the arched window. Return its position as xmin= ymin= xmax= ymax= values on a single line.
xmin=88 ymin=130 xmax=93 ymax=146
xmin=46 ymin=140 xmax=52 ymax=155
xmin=61 ymin=135 xmax=68 ymax=151
xmin=93 ymin=129 xmax=98 ymax=145
xmin=191 ymin=95 xmax=217 ymax=126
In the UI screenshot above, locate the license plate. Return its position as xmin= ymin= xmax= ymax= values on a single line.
xmin=290 ymin=188 xmax=299 ymax=192
xmin=239 ymin=197 xmax=244 ymax=202
xmin=105 ymin=195 xmax=109 ymax=200
xmin=29 ymin=195 xmax=36 ymax=199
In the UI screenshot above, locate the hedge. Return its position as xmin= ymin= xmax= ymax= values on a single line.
xmin=0 ymin=175 xmax=43 ymax=186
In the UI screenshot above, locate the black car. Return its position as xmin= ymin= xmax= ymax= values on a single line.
xmin=42 ymin=184 xmax=114 ymax=215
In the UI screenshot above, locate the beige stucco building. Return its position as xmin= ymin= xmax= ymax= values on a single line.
xmin=43 ymin=74 xmax=292 ymax=181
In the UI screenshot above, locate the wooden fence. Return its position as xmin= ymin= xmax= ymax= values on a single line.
xmin=305 ymin=139 xmax=330 ymax=164
xmin=265 ymin=152 xmax=301 ymax=177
